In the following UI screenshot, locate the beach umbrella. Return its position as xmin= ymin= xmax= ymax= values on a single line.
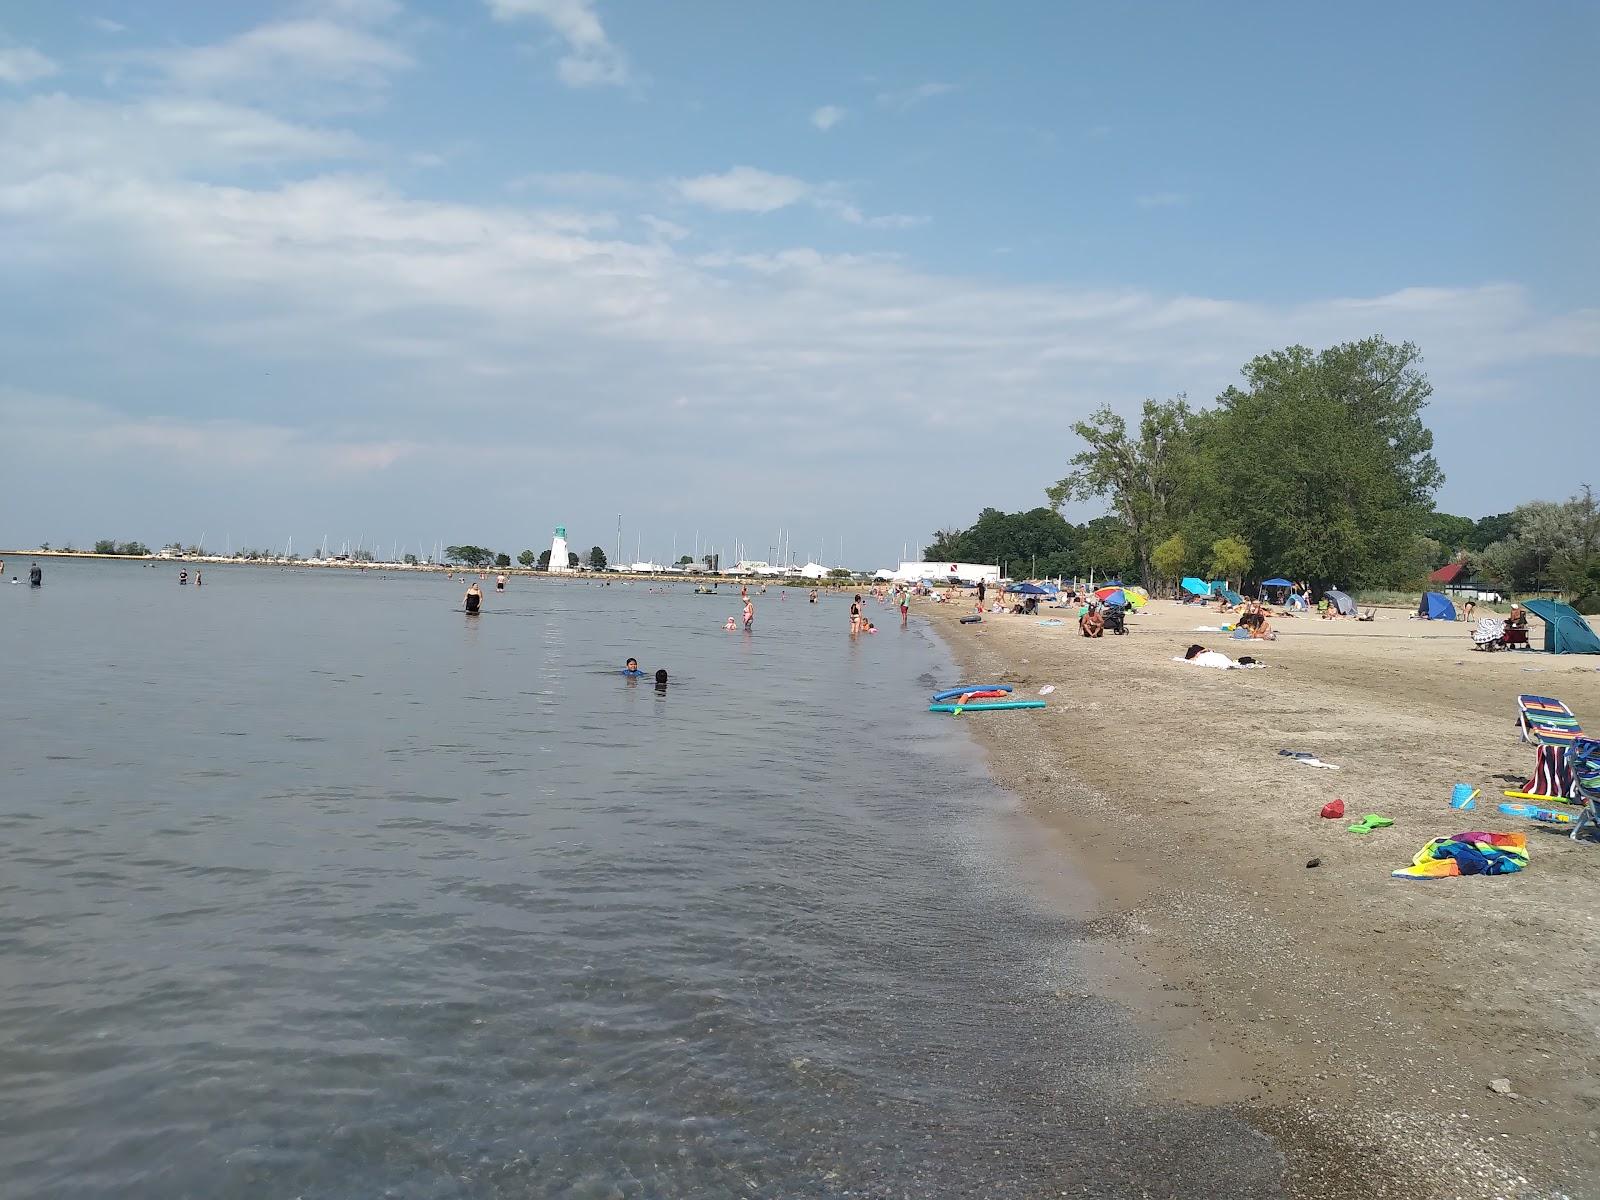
xmin=1007 ymin=581 xmax=1049 ymax=594
xmin=1095 ymin=586 xmax=1143 ymax=607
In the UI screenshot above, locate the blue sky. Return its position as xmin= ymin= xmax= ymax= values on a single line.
xmin=1 ymin=1 xmax=1594 ymax=566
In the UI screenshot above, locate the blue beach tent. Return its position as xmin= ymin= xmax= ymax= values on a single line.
xmin=1180 ymin=577 xmax=1211 ymax=598
xmin=1418 ymin=591 xmax=1457 ymax=621
xmin=1523 ymin=599 xmax=1600 ymax=654
xmin=1218 ymin=586 xmax=1243 ymax=606
xmin=1262 ymin=577 xmax=1294 ymax=589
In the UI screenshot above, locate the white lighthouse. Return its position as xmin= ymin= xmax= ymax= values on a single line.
xmin=548 ymin=525 xmax=572 ymax=573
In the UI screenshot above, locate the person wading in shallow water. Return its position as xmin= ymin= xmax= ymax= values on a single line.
xmin=463 ymin=582 xmax=483 ymax=614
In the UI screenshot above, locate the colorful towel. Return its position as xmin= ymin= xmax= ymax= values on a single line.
xmin=1391 ymin=831 xmax=1529 ymax=879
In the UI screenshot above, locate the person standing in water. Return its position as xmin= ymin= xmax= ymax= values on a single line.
xmin=849 ymin=594 xmax=862 ymax=635
xmin=464 ymin=582 xmax=483 ymax=614
xmin=899 ymin=589 xmax=909 ymax=626
xmin=179 ymin=569 xmax=188 ymax=585
xmin=195 ymin=572 xmax=202 ymax=587
xmin=495 ymin=573 xmax=507 ymax=592
xmin=29 ymin=562 xmax=42 ymax=588
xmin=743 ymin=596 xmax=754 ymax=630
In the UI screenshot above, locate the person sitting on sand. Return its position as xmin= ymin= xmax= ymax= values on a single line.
xmin=1505 ymin=604 xmax=1526 ymax=631
xmin=1080 ymin=608 xmax=1104 ymax=638
xmin=1318 ymin=597 xmax=1334 ymax=619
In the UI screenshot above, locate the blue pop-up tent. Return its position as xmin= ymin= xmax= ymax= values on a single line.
xmin=1418 ymin=591 xmax=1456 ymax=620
xmin=1180 ymin=577 xmax=1210 ymax=598
xmin=1523 ymin=599 xmax=1600 ymax=654
xmin=1262 ymin=577 xmax=1294 ymax=589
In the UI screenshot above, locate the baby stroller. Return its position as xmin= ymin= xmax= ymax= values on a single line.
xmin=1102 ymin=603 xmax=1128 ymax=635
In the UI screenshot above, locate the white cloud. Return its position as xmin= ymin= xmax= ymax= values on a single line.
xmin=487 ymin=0 xmax=630 ymax=88
xmin=811 ymin=104 xmax=846 ymax=131
xmin=640 ymin=214 xmax=689 ymax=241
xmin=675 ymin=165 xmax=810 ymax=213
xmin=1135 ymin=192 xmax=1189 ymax=209
xmin=155 ymin=17 xmax=412 ymax=93
xmin=876 ymin=81 xmax=954 ymax=111
xmin=673 ymin=165 xmax=925 ymax=230
xmin=89 ymin=16 xmax=128 ymax=35
xmin=0 ymin=94 xmax=363 ymax=176
xmin=0 ymin=45 xmax=59 ymax=86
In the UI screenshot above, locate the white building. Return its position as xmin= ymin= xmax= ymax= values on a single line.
xmin=548 ymin=526 xmax=572 ymax=573
xmin=796 ymin=562 xmax=831 ymax=580
xmin=888 ymin=560 xmax=1000 ymax=584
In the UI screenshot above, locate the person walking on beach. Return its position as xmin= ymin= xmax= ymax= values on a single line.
xmin=976 ymin=578 xmax=986 ymax=610
xmin=899 ymin=589 xmax=910 ymax=626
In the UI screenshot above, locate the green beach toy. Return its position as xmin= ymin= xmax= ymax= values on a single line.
xmin=1346 ymin=814 xmax=1394 ymax=835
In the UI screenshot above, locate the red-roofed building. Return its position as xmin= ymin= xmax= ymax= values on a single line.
xmin=1428 ymin=560 xmax=1503 ymax=602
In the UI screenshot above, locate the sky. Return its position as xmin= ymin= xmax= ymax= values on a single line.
xmin=1 ymin=1 xmax=1595 ymax=567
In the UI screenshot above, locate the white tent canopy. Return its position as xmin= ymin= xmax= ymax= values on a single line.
xmin=887 ymin=561 xmax=1000 ymax=584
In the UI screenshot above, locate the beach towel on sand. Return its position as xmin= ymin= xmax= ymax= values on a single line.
xmin=1391 ymin=831 xmax=1528 ymax=879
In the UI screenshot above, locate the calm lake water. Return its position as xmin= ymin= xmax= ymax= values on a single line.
xmin=0 ymin=560 xmax=1281 ymax=1198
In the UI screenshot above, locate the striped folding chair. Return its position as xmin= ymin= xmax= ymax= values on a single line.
xmin=1517 ymin=695 xmax=1584 ymax=747
xmin=1568 ymin=739 xmax=1600 ymax=843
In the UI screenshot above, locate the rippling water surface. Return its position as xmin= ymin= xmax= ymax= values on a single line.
xmin=0 ymin=561 xmax=1280 ymax=1198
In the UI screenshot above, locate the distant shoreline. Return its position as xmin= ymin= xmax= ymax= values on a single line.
xmin=0 ymin=549 xmax=866 ymax=587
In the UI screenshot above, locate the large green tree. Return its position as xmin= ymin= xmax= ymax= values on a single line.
xmin=1189 ymin=337 xmax=1442 ymax=588
xmin=1048 ymin=398 xmax=1195 ymax=587
xmin=925 ymin=506 xmax=1079 ymax=576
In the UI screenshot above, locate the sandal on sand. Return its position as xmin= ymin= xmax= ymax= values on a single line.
xmin=1346 ymin=814 xmax=1394 ymax=835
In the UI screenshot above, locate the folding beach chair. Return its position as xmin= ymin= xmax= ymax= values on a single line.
xmin=1517 ymin=695 xmax=1585 ymax=747
xmin=1567 ymin=739 xmax=1600 ymax=842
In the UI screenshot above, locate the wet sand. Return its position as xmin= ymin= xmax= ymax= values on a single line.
xmin=921 ymin=596 xmax=1600 ymax=1199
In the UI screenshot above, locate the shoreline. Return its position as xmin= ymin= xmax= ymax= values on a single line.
xmin=918 ymin=598 xmax=1599 ymax=1198
xmin=0 ymin=550 xmax=866 ymax=588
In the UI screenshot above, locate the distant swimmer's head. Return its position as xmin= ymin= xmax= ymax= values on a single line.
xmin=626 ymin=658 xmax=638 ymax=671
xmin=654 ymin=668 xmax=668 ymax=686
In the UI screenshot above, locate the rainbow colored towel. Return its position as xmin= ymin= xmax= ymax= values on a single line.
xmin=1392 ymin=831 xmax=1528 ymax=879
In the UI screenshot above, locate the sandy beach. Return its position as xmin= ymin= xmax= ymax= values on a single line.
xmin=922 ymin=596 xmax=1600 ymax=1198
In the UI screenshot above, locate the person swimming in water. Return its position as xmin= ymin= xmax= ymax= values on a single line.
xmin=622 ymin=657 xmax=644 ymax=677
xmin=654 ymin=668 xmax=668 ymax=692
xmin=464 ymin=582 xmax=482 ymax=613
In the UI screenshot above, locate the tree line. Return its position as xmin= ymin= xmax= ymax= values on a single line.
xmin=925 ymin=335 xmax=1593 ymax=604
